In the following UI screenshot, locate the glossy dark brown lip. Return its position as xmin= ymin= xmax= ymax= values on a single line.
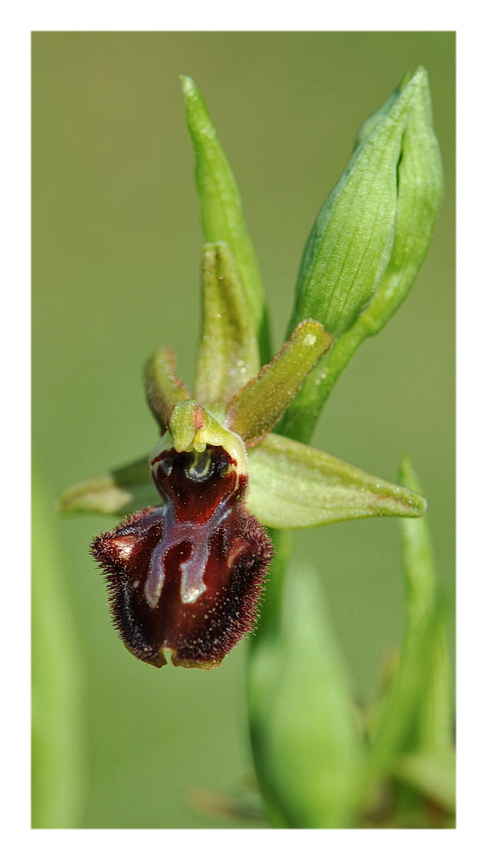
xmin=91 ymin=445 xmax=273 ymax=668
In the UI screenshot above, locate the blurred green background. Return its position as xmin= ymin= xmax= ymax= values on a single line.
xmin=32 ymin=31 xmax=455 ymax=829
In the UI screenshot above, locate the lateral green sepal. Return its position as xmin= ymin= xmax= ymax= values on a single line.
xmin=228 ymin=320 xmax=332 ymax=446
xmin=58 ymin=455 xmax=158 ymax=517
xmin=246 ymin=433 xmax=426 ymax=528
xmin=194 ymin=242 xmax=260 ymax=408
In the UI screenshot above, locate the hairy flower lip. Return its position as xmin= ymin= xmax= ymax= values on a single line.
xmin=91 ymin=444 xmax=273 ymax=668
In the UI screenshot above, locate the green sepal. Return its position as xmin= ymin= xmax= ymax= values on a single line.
xmin=247 ymin=559 xmax=364 ymax=828
xmin=194 ymin=242 xmax=260 ymax=409
xmin=58 ymin=455 xmax=158 ymax=517
xmin=228 ymin=320 xmax=332 ymax=446
xmin=180 ymin=75 xmax=271 ymax=362
xmin=145 ymin=346 xmax=190 ymax=433
xmin=246 ymin=433 xmax=426 ymax=528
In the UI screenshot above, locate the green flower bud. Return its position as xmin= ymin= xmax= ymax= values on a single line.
xmin=281 ymin=67 xmax=443 ymax=443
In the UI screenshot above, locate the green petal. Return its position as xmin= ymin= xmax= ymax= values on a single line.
xmin=58 ymin=455 xmax=159 ymax=516
xmin=145 ymin=347 xmax=190 ymax=433
xmin=227 ymin=320 xmax=332 ymax=446
xmin=194 ymin=242 xmax=260 ymax=408
xmin=180 ymin=75 xmax=271 ymax=362
xmin=246 ymin=433 xmax=426 ymax=528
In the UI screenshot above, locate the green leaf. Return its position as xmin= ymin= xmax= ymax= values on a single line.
xmin=398 ymin=455 xmax=453 ymax=753
xmin=246 ymin=433 xmax=426 ymax=528
xmin=368 ymin=458 xmax=453 ymax=780
xmin=227 ymin=320 xmax=332 ymax=446
xmin=58 ymin=455 xmax=159 ymax=517
xmin=393 ymin=749 xmax=456 ymax=813
xmin=145 ymin=346 xmax=191 ymax=433
xmin=194 ymin=242 xmax=260 ymax=409
xmin=247 ymin=559 xmax=364 ymax=828
xmin=180 ymin=75 xmax=271 ymax=362
xmin=32 ymin=461 xmax=85 ymax=827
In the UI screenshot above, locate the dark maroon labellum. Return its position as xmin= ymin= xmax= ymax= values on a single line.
xmin=91 ymin=445 xmax=273 ymax=668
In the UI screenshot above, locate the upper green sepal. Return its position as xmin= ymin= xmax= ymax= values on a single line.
xmin=194 ymin=242 xmax=260 ymax=409
xmin=180 ymin=75 xmax=271 ymax=362
xmin=246 ymin=433 xmax=426 ymax=528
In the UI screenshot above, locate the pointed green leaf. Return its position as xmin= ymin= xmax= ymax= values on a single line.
xmin=393 ymin=749 xmax=456 ymax=813
xmin=368 ymin=459 xmax=452 ymax=779
xmin=194 ymin=242 xmax=260 ymax=408
xmin=247 ymin=560 xmax=364 ymax=828
xmin=367 ymin=603 xmax=443 ymax=776
xmin=228 ymin=320 xmax=332 ymax=446
xmin=398 ymin=455 xmax=453 ymax=752
xmin=58 ymin=455 xmax=158 ymax=516
xmin=33 ymin=461 xmax=85 ymax=827
xmin=246 ymin=433 xmax=426 ymax=528
xmin=180 ymin=75 xmax=271 ymax=362
xmin=145 ymin=347 xmax=190 ymax=433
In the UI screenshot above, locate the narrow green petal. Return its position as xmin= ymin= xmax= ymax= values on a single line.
xmin=228 ymin=320 xmax=332 ymax=446
xmin=246 ymin=433 xmax=426 ymax=528
xmin=145 ymin=347 xmax=190 ymax=433
xmin=194 ymin=242 xmax=260 ymax=408
xmin=58 ymin=456 xmax=158 ymax=516
xmin=180 ymin=75 xmax=271 ymax=362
